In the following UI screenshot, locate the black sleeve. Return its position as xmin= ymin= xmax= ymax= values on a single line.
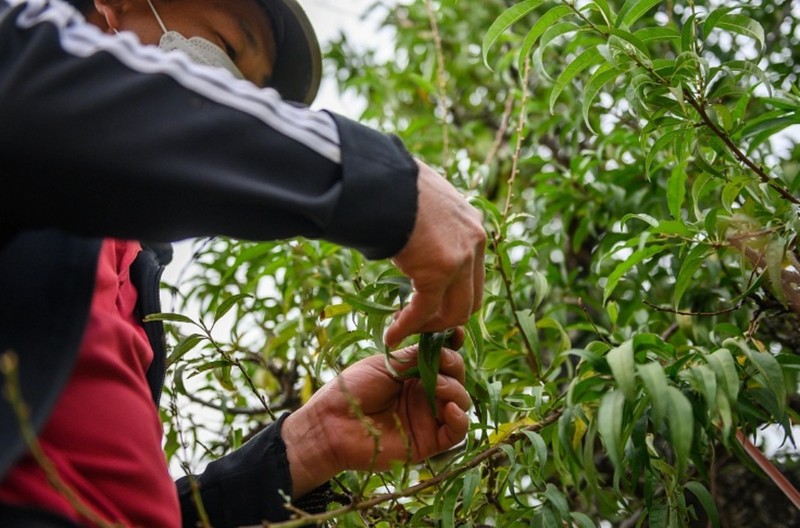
xmin=0 ymin=0 xmax=418 ymax=259
xmin=176 ymin=413 xmax=336 ymax=527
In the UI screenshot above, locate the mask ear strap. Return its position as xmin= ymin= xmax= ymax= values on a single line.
xmin=146 ymin=0 xmax=168 ymax=34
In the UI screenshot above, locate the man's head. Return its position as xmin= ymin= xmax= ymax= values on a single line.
xmin=90 ymin=0 xmax=321 ymax=104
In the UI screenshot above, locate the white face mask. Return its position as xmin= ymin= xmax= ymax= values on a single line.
xmin=146 ymin=0 xmax=245 ymax=80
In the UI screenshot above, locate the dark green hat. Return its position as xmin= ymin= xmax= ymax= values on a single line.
xmin=257 ymin=0 xmax=321 ymax=105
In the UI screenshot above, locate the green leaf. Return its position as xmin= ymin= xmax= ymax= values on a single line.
xmin=583 ymin=64 xmax=623 ymax=132
xmin=667 ymin=163 xmax=687 ymax=220
xmin=727 ymin=338 xmax=787 ymax=418
xmin=543 ymin=483 xmax=570 ymax=519
xmin=684 ymin=481 xmax=721 ymax=528
xmin=675 ymin=244 xmax=713 ymax=308
xmin=461 ymin=467 xmax=480 ymax=511
xmin=604 ymin=244 xmax=668 ymax=302
xmin=143 ymin=312 xmax=196 ymax=325
xmin=518 ymin=5 xmax=574 ymax=76
xmin=598 ymin=390 xmax=626 ymax=472
xmin=570 ymin=512 xmax=597 ymax=528
xmin=339 ymin=292 xmax=397 ymax=315
xmin=440 ymin=480 xmax=459 ymax=528
xmin=550 ymin=46 xmax=603 ymax=113
xmin=701 ymin=6 xmax=736 ymax=38
xmin=689 ymin=364 xmax=718 ymax=413
xmin=635 ymin=26 xmax=680 ymax=43
xmin=483 ymin=0 xmax=544 ymax=68
xmin=523 ymin=430 xmax=548 ymax=467
xmin=607 ymin=339 xmax=636 ymax=400
xmin=616 ymin=0 xmax=662 ymax=28
xmin=417 ymin=330 xmax=451 ymax=417
xmin=214 ymin=293 xmax=251 ymax=322
xmin=638 ymin=361 xmax=669 ymax=425
xmin=766 ymin=236 xmax=787 ymax=303
xmin=320 ymin=303 xmax=353 ymax=319
xmin=706 ymin=348 xmax=740 ymax=404
xmin=646 ymin=128 xmax=683 ymax=176
xmin=516 ymin=308 xmax=539 ymax=350
xmin=167 ymin=333 xmax=205 ymax=366
xmin=715 ymin=14 xmax=765 ymax=50
xmin=665 ymin=386 xmax=693 ymax=473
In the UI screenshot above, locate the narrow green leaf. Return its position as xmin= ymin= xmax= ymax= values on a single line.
xmin=720 ymin=175 xmax=752 ymax=213
xmin=646 ymin=129 xmax=683 ymax=175
xmin=707 ymin=348 xmax=740 ymax=405
xmin=516 ymin=309 xmax=539 ymax=349
xmin=550 ymin=46 xmax=603 ymax=113
xmin=483 ymin=0 xmax=544 ymax=68
xmin=320 ymin=303 xmax=353 ymax=319
xmin=570 ymin=512 xmax=597 ymax=528
xmin=675 ymin=244 xmax=713 ymax=308
xmin=597 ymin=390 xmax=626 ymax=471
xmin=617 ymin=0 xmax=662 ymax=27
xmin=730 ymin=339 xmax=787 ymax=418
xmin=339 ymin=292 xmax=397 ymax=315
xmin=214 ymin=293 xmax=252 ymax=322
xmin=417 ymin=330 xmax=451 ymax=417
xmin=715 ymin=14 xmax=765 ymax=50
xmin=689 ymin=364 xmax=718 ymax=413
xmin=440 ymin=480 xmax=459 ymax=528
xmin=684 ymin=481 xmax=721 ymax=528
xmin=523 ymin=430 xmax=548 ymax=467
xmin=667 ymin=163 xmax=688 ymax=219
xmin=583 ymin=65 xmax=623 ymax=133
xmin=543 ymin=483 xmax=570 ymax=518
xmin=701 ymin=6 xmax=736 ymax=38
xmin=518 ymin=5 xmax=573 ymax=76
xmin=666 ymin=386 xmax=693 ymax=473
xmin=635 ymin=26 xmax=680 ymax=43
xmin=638 ymin=361 xmax=669 ymax=425
xmin=724 ymin=60 xmax=774 ymax=97
xmin=604 ymin=244 xmax=668 ymax=302
xmin=607 ymin=340 xmax=636 ymax=400
xmin=143 ymin=312 xmax=196 ymax=325
xmin=167 ymin=333 xmax=205 ymax=366
xmin=766 ymin=236 xmax=786 ymax=303
xmin=461 ymin=467 xmax=480 ymax=511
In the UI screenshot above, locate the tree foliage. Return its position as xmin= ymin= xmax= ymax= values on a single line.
xmin=161 ymin=0 xmax=800 ymax=525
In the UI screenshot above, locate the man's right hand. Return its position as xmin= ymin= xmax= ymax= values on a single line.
xmin=384 ymin=160 xmax=486 ymax=349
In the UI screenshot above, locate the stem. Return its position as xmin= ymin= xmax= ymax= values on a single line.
xmin=0 ymin=352 xmax=124 ymax=528
xmin=424 ymin=0 xmax=451 ymax=172
xmin=503 ymin=56 xmax=531 ymax=220
xmin=491 ymin=233 xmax=542 ymax=377
xmin=260 ymin=410 xmax=563 ymax=528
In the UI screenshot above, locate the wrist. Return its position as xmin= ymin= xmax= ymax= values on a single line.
xmin=282 ymin=405 xmax=341 ymax=498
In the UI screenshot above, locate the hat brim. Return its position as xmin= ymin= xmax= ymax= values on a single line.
xmin=257 ymin=0 xmax=321 ymax=105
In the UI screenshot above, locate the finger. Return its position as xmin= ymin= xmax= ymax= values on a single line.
xmin=438 ymin=348 xmax=466 ymax=385
xmin=435 ymin=375 xmax=471 ymax=412
xmin=438 ymin=401 xmax=469 ymax=448
xmin=446 ymin=327 xmax=466 ymax=350
xmin=384 ymin=288 xmax=445 ymax=348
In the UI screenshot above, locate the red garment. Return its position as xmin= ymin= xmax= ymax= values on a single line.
xmin=0 ymin=239 xmax=180 ymax=527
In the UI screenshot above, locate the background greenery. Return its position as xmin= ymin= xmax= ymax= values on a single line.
xmin=160 ymin=0 xmax=800 ymax=525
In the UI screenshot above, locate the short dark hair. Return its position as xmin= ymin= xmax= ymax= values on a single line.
xmin=70 ymin=0 xmax=95 ymax=14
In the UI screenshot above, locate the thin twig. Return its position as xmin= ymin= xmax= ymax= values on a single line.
xmin=643 ymin=299 xmax=744 ymax=316
xmin=491 ymin=233 xmax=541 ymax=377
xmin=0 ymin=352 xmax=124 ymax=528
xmin=424 ymin=0 xmax=451 ymax=172
xmin=258 ymin=410 xmax=563 ymax=528
xmin=503 ymin=56 xmax=532 ymax=220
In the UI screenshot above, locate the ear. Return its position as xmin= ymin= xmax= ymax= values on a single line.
xmin=93 ymin=0 xmax=123 ymax=33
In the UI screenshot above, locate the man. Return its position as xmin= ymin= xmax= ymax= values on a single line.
xmin=0 ymin=0 xmax=485 ymax=526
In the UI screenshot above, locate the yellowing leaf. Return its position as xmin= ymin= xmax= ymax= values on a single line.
xmin=489 ymin=417 xmax=536 ymax=445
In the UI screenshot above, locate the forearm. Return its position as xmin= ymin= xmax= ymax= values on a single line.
xmin=0 ymin=0 xmax=418 ymax=258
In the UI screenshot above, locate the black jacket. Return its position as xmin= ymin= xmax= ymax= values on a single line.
xmin=0 ymin=0 xmax=418 ymax=525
